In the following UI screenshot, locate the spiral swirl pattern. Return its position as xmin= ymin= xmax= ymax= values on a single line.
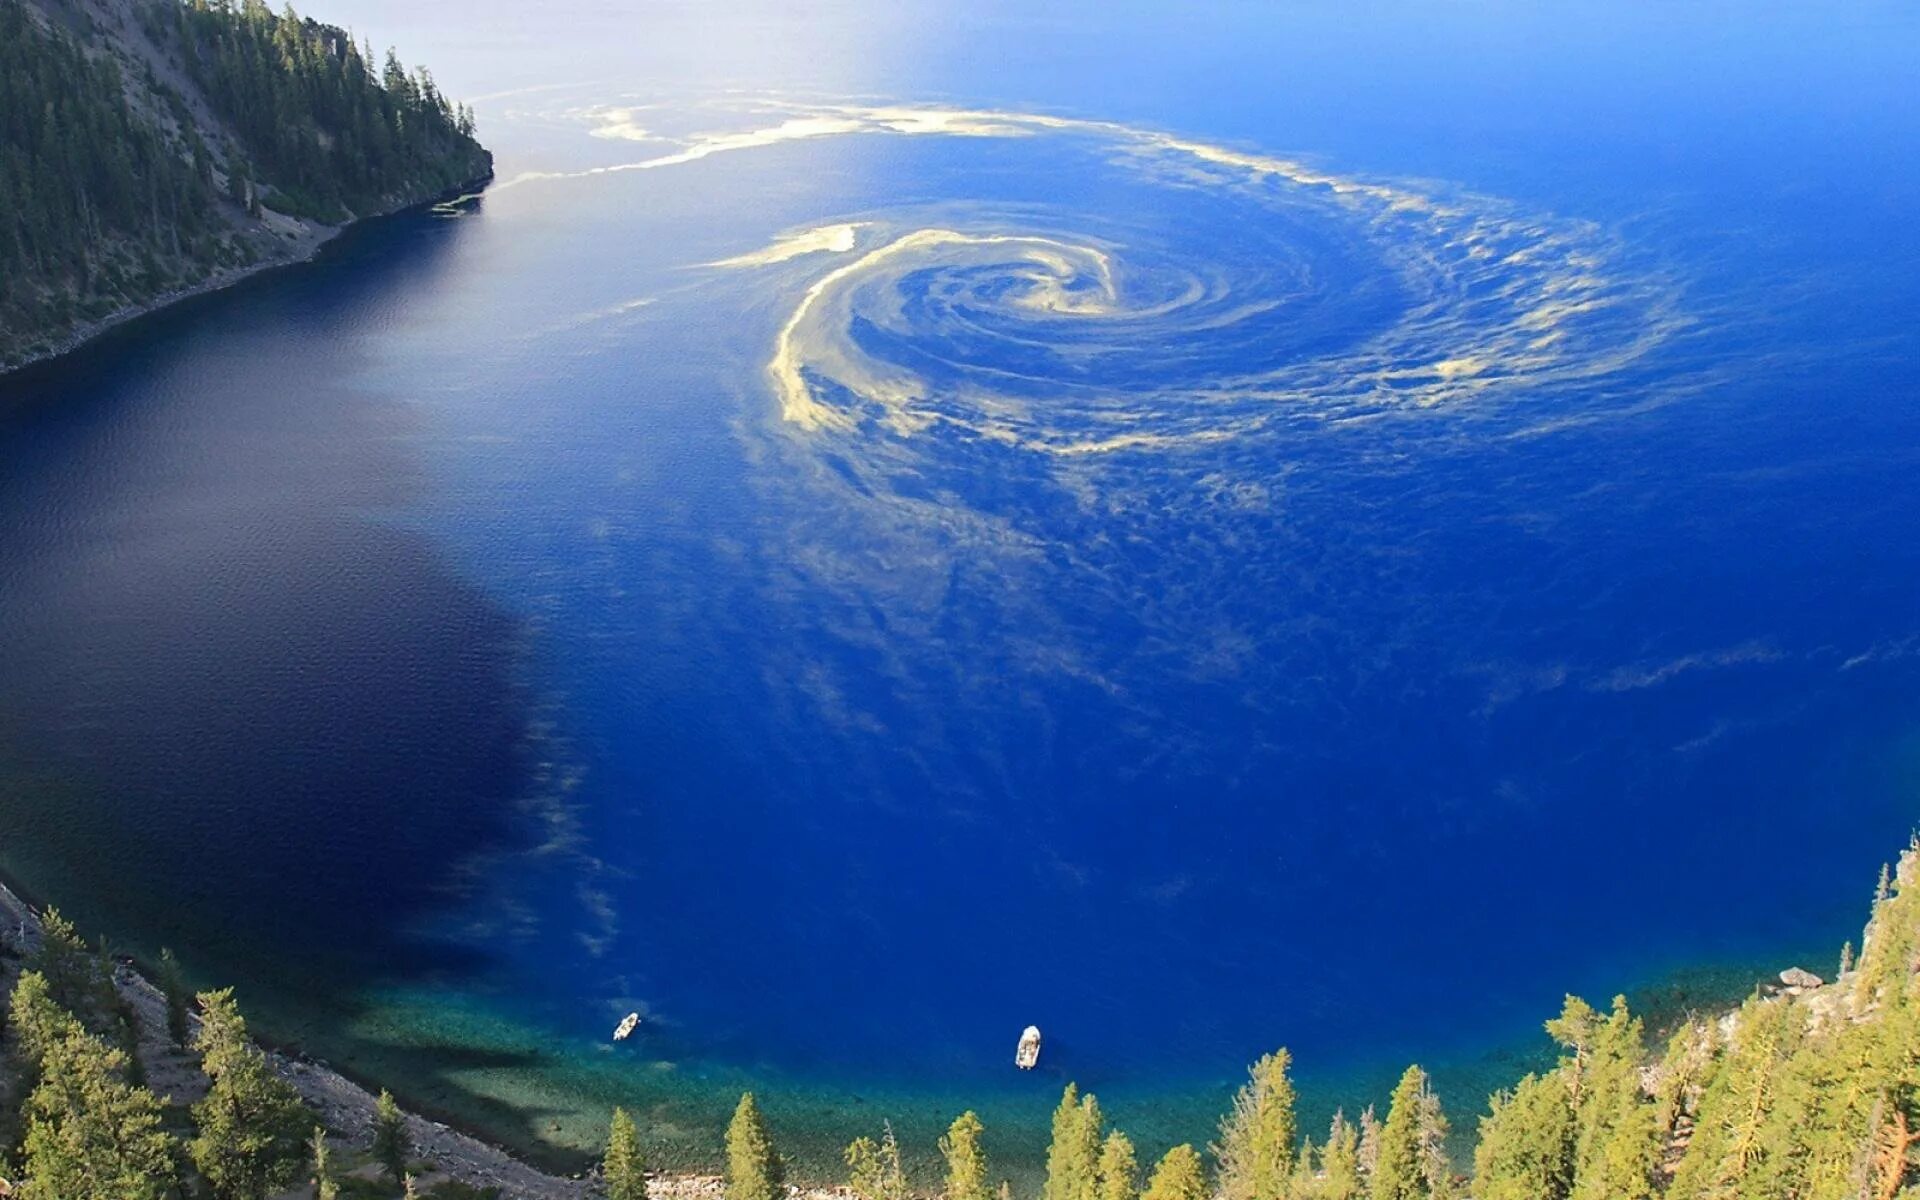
xmin=671 ymin=104 xmax=1681 ymax=456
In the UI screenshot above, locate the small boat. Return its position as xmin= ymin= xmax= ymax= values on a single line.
xmin=1015 ymin=1025 xmax=1042 ymax=1070
xmin=613 ymin=1012 xmax=641 ymax=1042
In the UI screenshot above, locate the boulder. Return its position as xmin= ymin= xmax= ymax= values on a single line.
xmin=1779 ymin=967 xmax=1824 ymax=990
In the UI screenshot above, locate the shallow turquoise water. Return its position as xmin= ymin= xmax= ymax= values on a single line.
xmin=3 ymin=0 xmax=1920 ymax=1178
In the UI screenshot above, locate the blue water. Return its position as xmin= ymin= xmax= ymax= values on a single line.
xmin=3 ymin=0 xmax=1920 ymax=1174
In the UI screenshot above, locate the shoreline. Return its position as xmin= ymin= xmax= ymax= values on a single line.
xmin=0 ymin=173 xmax=494 ymax=385
xmin=0 ymin=873 xmax=765 ymax=1199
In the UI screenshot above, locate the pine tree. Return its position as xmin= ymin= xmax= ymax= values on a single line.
xmin=1565 ymin=997 xmax=1659 ymax=1200
xmin=1318 ymin=1111 xmax=1364 ymax=1200
xmin=18 ymin=1019 xmax=179 ymax=1199
xmin=1472 ymin=1073 xmax=1574 ymax=1200
xmin=28 ymin=908 xmax=117 ymax=1036
xmin=1215 ymin=1048 xmax=1299 ymax=1200
xmin=1356 ymin=1106 xmax=1382 ymax=1183
xmin=1141 ymin=1145 xmax=1208 ymax=1200
xmin=941 ymin=1111 xmax=991 ymax=1200
xmin=188 ymin=988 xmax=313 ymax=1200
xmin=606 ymin=1106 xmax=647 ymax=1200
xmin=847 ymin=1123 xmax=908 ymax=1200
xmin=6 ymin=970 xmax=78 ymax=1079
xmin=1668 ymin=995 xmax=1796 ymax=1199
xmin=158 ymin=947 xmax=192 ymax=1051
xmin=1371 ymin=1066 xmax=1444 ymax=1200
xmin=311 ymin=1126 xmax=340 ymax=1200
xmin=1045 ymin=1084 xmax=1105 ymax=1200
xmin=1097 ymin=1130 xmax=1139 ymax=1200
xmin=1288 ymin=1137 xmax=1320 ymax=1200
xmin=1416 ymin=1080 xmax=1454 ymax=1200
xmin=373 ymin=1088 xmax=412 ymax=1185
xmin=726 ymin=1092 xmax=783 ymax=1200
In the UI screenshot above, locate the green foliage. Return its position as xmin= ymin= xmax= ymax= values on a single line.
xmin=0 ymin=4 xmax=218 ymax=359
xmin=726 ymin=1092 xmax=783 ymax=1200
xmin=1141 ymin=1145 xmax=1208 ymax=1200
xmin=373 ymin=1088 xmax=412 ymax=1185
xmin=312 ymin=1125 xmax=341 ymax=1200
xmin=156 ymin=0 xmax=490 ymax=217
xmin=26 ymin=909 xmax=118 ymax=1039
xmin=18 ymin=1016 xmax=178 ymax=1199
xmin=940 ymin=1110 xmax=992 ymax=1200
xmin=0 ymin=0 xmax=489 ymax=363
xmin=158 ymin=948 xmax=192 ymax=1051
xmin=606 ymin=1106 xmax=647 ymax=1200
xmin=1473 ymin=1073 xmax=1574 ymax=1200
xmin=1045 ymin=1084 xmax=1106 ymax=1200
xmin=1566 ymin=997 xmax=1661 ymax=1200
xmin=1214 ymin=1047 xmax=1299 ymax=1200
xmin=1370 ymin=1066 xmax=1450 ymax=1200
xmin=188 ymin=988 xmax=312 ymax=1200
xmin=1097 ymin=1131 xmax=1139 ymax=1200
xmin=846 ymin=1122 xmax=909 ymax=1200
xmin=7 ymin=971 xmax=78 ymax=1080
xmin=1311 ymin=1111 xmax=1365 ymax=1200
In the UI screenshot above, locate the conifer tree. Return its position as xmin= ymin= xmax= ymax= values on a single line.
xmin=1415 ymin=1082 xmax=1454 ymax=1200
xmin=18 ymin=1019 xmax=179 ymax=1199
xmin=1371 ymin=1066 xmax=1445 ymax=1200
xmin=1215 ymin=1048 xmax=1299 ymax=1200
xmin=1045 ymin=1084 xmax=1105 ymax=1200
xmin=1097 ymin=1130 xmax=1139 ymax=1200
xmin=158 ymin=947 xmax=192 ymax=1050
xmin=1288 ymin=1138 xmax=1320 ymax=1200
xmin=1356 ymin=1107 xmax=1382 ymax=1183
xmin=847 ymin=1123 xmax=908 ymax=1200
xmin=311 ymin=1126 xmax=340 ymax=1200
xmin=1563 ymin=997 xmax=1659 ymax=1200
xmin=372 ymin=1088 xmax=412 ymax=1185
xmin=1667 ymin=995 xmax=1796 ymax=1199
xmin=726 ymin=1092 xmax=783 ymax=1200
xmin=607 ymin=1106 xmax=647 ymax=1200
xmin=28 ymin=908 xmax=116 ymax=1036
xmin=188 ymin=988 xmax=312 ymax=1200
xmin=1472 ymin=1073 xmax=1574 ymax=1200
xmin=6 ymin=971 xmax=76 ymax=1079
xmin=1141 ymin=1145 xmax=1208 ymax=1200
xmin=941 ymin=1110 xmax=991 ymax=1200
xmin=1317 ymin=1111 xmax=1364 ymax=1200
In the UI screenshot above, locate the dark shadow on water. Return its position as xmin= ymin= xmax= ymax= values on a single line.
xmin=0 ymin=198 xmax=590 ymax=1160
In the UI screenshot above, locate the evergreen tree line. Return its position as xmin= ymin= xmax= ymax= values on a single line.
xmin=0 ymin=908 xmax=446 ymax=1198
xmin=0 ymin=0 xmax=489 ymax=364
xmin=148 ymin=0 xmax=488 ymax=221
xmin=603 ymin=841 xmax=1920 ymax=1200
xmin=0 ymin=0 xmax=224 ymax=351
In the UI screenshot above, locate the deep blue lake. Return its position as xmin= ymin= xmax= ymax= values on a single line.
xmin=3 ymin=0 xmax=1919 ymax=1176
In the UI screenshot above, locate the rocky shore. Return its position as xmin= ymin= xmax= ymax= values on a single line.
xmin=0 ymin=878 xmax=827 ymax=1200
xmin=0 ymin=175 xmax=491 ymax=384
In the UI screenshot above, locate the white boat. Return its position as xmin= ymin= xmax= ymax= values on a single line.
xmin=613 ymin=1012 xmax=641 ymax=1041
xmin=1015 ymin=1025 xmax=1042 ymax=1069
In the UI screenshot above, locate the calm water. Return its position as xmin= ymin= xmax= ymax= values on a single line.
xmin=3 ymin=0 xmax=1920 ymax=1176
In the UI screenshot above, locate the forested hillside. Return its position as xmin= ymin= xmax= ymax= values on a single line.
xmin=0 ymin=0 xmax=490 ymax=369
